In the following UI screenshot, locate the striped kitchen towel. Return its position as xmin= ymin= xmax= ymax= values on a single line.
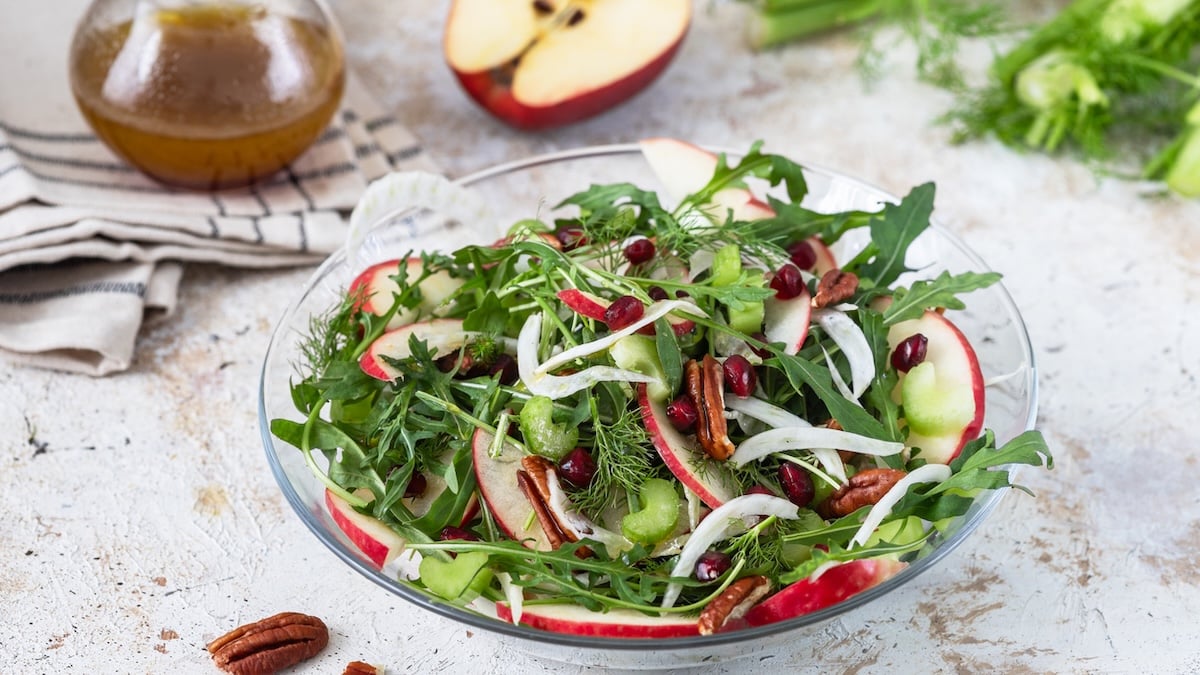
xmin=0 ymin=0 xmax=444 ymax=375
xmin=0 ymin=75 xmax=438 ymax=375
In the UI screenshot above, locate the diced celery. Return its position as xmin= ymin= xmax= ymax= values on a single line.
xmin=620 ymin=478 xmax=681 ymax=545
xmin=519 ymin=396 xmax=578 ymax=460
xmin=419 ymin=550 xmax=492 ymax=600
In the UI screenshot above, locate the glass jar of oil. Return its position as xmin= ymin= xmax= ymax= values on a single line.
xmin=69 ymin=0 xmax=345 ymax=190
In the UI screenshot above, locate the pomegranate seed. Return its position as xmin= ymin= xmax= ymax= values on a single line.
xmin=604 ymin=295 xmax=645 ymax=330
xmin=555 ymin=226 xmax=587 ymax=251
xmin=722 ymin=355 xmax=757 ymax=398
xmin=745 ymin=485 xmax=774 ymax=496
xmin=558 ymin=448 xmax=598 ymax=488
xmin=648 ymin=285 xmax=669 ymax=301
xmin=787 ymin=240 xmax=817 ymax=270
xmin=749 ymin=332 xmax=772 ymax=359
xmin=770 ymin=264 xmax=804 ymax=300
xmin=778 ymin=464 xmax=815 ymax=507
xmin=694 ymin=550 xmax=732 ymax=582
xmin=440 ymin=526 xmax=480 ymax=542
xmin=890 ymin=333 xmax=929 ymax=373
xmin=489 ymin=353 xmax=518 ymax=385
xmin=665 ymin=395 xmax=699 ymax=433
xmin=404 ymin=472 xmax=427 ymax=498
xmin=624 ymin=238 xmax=656 ymax=265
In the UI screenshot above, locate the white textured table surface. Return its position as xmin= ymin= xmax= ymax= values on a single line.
xmin=4 ymin=1 xmax=1200 ymax=673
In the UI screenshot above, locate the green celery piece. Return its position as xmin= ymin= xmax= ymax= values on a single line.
xmin=749 ymin=0 xmax=884 ymax=49
xmin=710 ymin=243 xmax=742 ymax=287
xmin=621 ymin=478 xmax=681 ymax=545
xmin=519 ymin=396 xmax=578 ymax=460
xmin=419 ymin=550 xmax=492 ymax=600
xmin=1165 ymin=127 xmax=1200 ymax=196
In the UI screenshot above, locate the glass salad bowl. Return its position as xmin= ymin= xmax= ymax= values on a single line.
xmin=257 ymin=143 xmax=1038 ymax=669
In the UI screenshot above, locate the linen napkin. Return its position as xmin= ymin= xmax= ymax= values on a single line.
xmin=0 ymin=0 xmax=438 ymax=375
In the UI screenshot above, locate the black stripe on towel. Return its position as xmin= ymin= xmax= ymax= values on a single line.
xmin=0 ymin=122 xmax=97 ymax=143
xmin=0 ymin=281 xmax=146 ymax=304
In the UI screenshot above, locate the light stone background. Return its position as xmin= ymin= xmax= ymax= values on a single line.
xmin=3 ymin=1 xmax=1200 ymax=673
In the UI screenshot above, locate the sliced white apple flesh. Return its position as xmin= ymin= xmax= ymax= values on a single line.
xmin=471 ymin=427 xmax=553 ymax=551
xmin=744 ymin=558 xmax=906 ymax=626
xmin=639 ymin=137 xmax=836 ymax=274
xmin=445 ymin=0 xmax=691 ymax=128
xmin=349 ymin=258 xmax=462 ymax=331
xmin=496 ymin=601 xmax=699 ymax=638
xmin=326 ymin=488 xmax=406 ymax=570
xmin=762 ymin=285 xmax=812 ymax=355
xmin=359 ymin=318 xmax=469 ymax=381
xmin=638 ymin=384 xmax=739 ymax=509
xmin=887 ymin=310 xmax=985 ymax=464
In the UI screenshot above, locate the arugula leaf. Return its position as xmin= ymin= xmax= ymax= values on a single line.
xmin=883 ymin=270 xmax=1002 ymax=325
xmin=853 ymin=182 xmax=936 ymax=288
xmin=770 ymin=352 xmax=889 ymax=439
xmin=653 ymin=317 xmax=683 ymax=398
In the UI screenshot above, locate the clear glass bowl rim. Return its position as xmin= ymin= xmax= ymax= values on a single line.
xmin=258 ymin=142 xmax=1040 ymax=653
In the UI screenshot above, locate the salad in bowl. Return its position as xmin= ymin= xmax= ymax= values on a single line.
xmin=266 ymin=138 xmax=1051 ymax=643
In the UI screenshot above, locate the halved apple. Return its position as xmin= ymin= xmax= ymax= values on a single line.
xmin=743 ymin=558 xmax=906 ymax=626
xmin=349 ymin=258 xmax=463 ymax=331
xmin=326 ymin=488 xmax=406 ymax=570
xmin=638 ymin=384 xmax=739 ymax=509
xmin=496 ymin=601 xmax=699 ymax=637
xmin=471 ymin=427 xmax=554 ymax=550
xmin=359 ymin=318 xmax=470 ymax=381
xmin=887 ymin=310 xmax=985 ymax=464
xmin=444 ymin=0 xmax=691 ymax=129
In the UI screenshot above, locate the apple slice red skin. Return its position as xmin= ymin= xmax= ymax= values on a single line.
xmin=325 ymin=489 xmax=405 ymax=570
xmin=359 ymin=318 xmax=468 ymax=381
xmin=451 ymin=41 xmax=685 ymax=130
xmin=496 ymin=602 xmax=699 ymax=638
xmin=556 ymin=288 xmax=697 ymax=337
xmin=743 ymin=558 xmax=906 ymax=627
xmin=470 ymin=427 xmax=553 ymax=551
xmin=349 ymin=259 xmax=409 ymax=317
xmin=637 ymin=384 xmax=739 ymax=510
xmin=888 ymin=310 xmax=985 ymax=465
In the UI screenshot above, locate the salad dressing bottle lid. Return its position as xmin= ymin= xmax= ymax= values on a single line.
xmin=69 ymin=0 xmax=345 ymax=190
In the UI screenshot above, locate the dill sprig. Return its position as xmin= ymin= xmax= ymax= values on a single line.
xmin=570 ymin=403 xmax=657 ymax=520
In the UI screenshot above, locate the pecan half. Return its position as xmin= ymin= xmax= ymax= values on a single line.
xmin=343 ymin=662 xmax=383 ymax=675
xmin=685 ymin=356 xmax=736 ymax=461
xmin=818 ymin=468 xmax=907 ymax=519
xmin=516 ymin=469 xmax=568 ymax=550
xmin=207 ymin=612 xmax=328 ymax=675
xmin=812 ymin=269 xmax=859 ymax=308
xmin=698 ymin=576 xmax=772 ymax=635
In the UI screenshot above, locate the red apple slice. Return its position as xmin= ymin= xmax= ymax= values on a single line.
xmin=556 ymin=288 xmax=609 ymax=321
xmin=886 ymin=310 xmax=985 ymax=464
xmin=471 ymin=427 xmax=553 ymax=550
xmin=638 ymin=384 xmax=739 ymax=509
xmin=556 ymin=288 xmax=696 ymax=336
xmin=349 ymin=258 xmax=463 ymax=331
xmin=444 ymin=0 xmax=691 ymax=129
xmin=496 ymin=602 xmax=699 ymax=638
xmin=762 ymin=285 xmax=812 ymax=355
xmin=359 ymin=319 xmax=469 ymax=381
xmin=639 ymin=138 xmax=836 ymax=273
xmin=326 ymin=488 xmax=406 ymax=570
xmin=744 ymin=558 xmax=906 ymax=626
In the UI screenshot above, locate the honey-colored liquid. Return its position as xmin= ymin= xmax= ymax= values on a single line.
xmin=70 ymin=4 xmax=344 ymax=189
